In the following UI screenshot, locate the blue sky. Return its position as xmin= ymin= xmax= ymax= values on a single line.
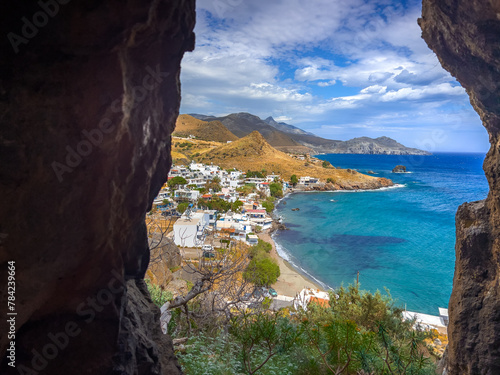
xmin=179 ymin=0 xmax=489 ymax=152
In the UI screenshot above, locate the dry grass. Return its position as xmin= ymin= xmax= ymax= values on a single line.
xmin=198 ymin=131 xmax=391 ymax=188
xmin=174 ymin=114 xmax=239 ymax=142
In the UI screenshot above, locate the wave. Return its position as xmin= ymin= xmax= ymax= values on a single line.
xmin=272 ymin=233 xmax=332 ymax=291
xmin=333 ymin=183 xmax=407 ymax=193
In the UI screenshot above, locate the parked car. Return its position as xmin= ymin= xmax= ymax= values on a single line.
xmin=202 ymin=244 xmax=214 ymax=252
xmin=252 ymin=289 xmax=262 ymax=299
xmin=268 ymin=288 xmax=277 ymax=297
xmin=203 ymin=251 xmax=215 ymax=258
xmin=260 ymin=287 xmax=271 ymax=298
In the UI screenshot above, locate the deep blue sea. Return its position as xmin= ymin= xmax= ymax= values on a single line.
xmin=273 ymin=153 xmax=489 ymax=314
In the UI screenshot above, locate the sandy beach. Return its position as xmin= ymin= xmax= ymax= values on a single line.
xmin=258 ymin=232 xmax=323 ymax=297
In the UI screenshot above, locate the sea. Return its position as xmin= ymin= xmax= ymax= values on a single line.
xmin=273 ymin=153 xmax=489 ymax=314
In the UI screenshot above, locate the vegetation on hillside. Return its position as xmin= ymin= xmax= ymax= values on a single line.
xmin=243 ymin=239 xmax=279 ymax=286
xmin=176 ymin=283 xmax=437 ymax=375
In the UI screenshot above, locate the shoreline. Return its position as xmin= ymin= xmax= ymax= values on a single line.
xmin=258 ymin=232 xmax=324 ymax=297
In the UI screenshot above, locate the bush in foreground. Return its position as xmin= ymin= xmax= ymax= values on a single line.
xmin=176 ymin=283 xmax=437 ymax=375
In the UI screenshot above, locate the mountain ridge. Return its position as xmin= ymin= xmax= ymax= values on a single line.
xmin=187 ymin=113 xmax=431 ymax=155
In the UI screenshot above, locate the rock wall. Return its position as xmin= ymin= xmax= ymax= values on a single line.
xmin=0 ymin=1 xmax=195 ymax=374
xmin=419 ymin=1 xmax=500 ymax=374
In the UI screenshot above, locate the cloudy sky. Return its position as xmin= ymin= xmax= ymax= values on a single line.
xmin=179 ymin=0 xmax=489 ymax=152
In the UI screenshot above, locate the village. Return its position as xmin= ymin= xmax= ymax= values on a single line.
xmin=151 ymin=161 xmax=319 ymax=248
xmin=147 ymin=160 xmax=449 ymax=352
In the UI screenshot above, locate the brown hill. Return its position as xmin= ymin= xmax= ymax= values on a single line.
xmin=199 ymin=131 xmax=393 ymax=190
xmin=204 ymin=112 xmax=312 ymax=154
xmin=174 ymin=114 xmax=239 ymax=142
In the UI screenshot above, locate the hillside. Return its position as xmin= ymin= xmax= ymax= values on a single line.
xmin=195 ymin=112 xmax=312 ymax=154
xmin=174 ymin=114 xmax=239 ymax=142
xmin=198 ymin=131 xmax=393 ymax=190
xmin=190 ymin=112 xmax=430 ymax=155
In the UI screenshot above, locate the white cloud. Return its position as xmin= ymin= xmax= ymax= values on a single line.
xmin=380 ymin=83 xmax=466 ymax=102
xmin=275 ymin=116 xmax=292 ymax=122
xmin=179 ymin=0 xmax=487 ymax=151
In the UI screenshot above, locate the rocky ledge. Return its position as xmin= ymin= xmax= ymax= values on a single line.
xmin=420 ymin=0 xmax=500 ymax=374
xmin=0 ymin=1 xmax=195 ymax=374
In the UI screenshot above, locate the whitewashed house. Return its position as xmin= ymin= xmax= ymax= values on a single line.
xmin=173 ymin=211 xmax=210 ymax=247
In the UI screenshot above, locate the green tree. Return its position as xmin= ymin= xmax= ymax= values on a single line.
xmin=177 ymin=202 xmax=190 ymax=214
xmin=269 ymin=182 xmax=283 ymax=198
xmin=246 ymin=170 xmax=265 ymax=178
xmin=243 ymin=257 xmax=280 ymax=286
xmin=205 ymin=177 xmax=222 ymax=192
xmin=231 ymin=200 xmax=243 ymax=212
xmin=168 ymin=176 xmax=187 ymax=189
xmin=300 ymin=283 xmax=436 ymax=375
xmin=237 ymin=183 xmax=256 ymax=195
xmin=248 ymin=239 xmax=272 ymax=257
xmin=290 ymin=174 xmax=298 ymax=187
xmin=230 ymin=313 xmax=302 ymax=375
xmin=262 ymin=200 xmax=274 ymax=213
xmin=322 ymin=160 xmax=332 ymax=168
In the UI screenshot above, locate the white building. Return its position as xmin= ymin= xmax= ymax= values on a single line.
xmin=153 ymin=190 xmax=170 ymax=205
xmin=173 ymin=211 xmax=210 ymax=247
xmin=298 ymin=176 xmax=319 ymax=186
xmin=247 ymin=234 xmax=259 ymax=245
xmin=266 ymin=175 xmax=280 ymax=182
xmin=174 ymin=189 xmax=200 ymax=202
xmin=402 ymin=308 xmax=448 ymax=331
xmin=293 ymin=288 xmax=330 ymax=311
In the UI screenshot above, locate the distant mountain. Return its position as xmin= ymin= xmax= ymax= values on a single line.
xmin=192 ymin=112 xmax=311 ymax=154
xmin=329 ymin=136 xmax=431 ymax=155
xmin=187 ymin=113 xmax=217 ymax=121
xmin=187 ymin=112 xmax=431 ymax=155
xmin=263 ymin=116 xmax=315 ymax=136
xmin=174 ymin=115 xmax=238 ymax=143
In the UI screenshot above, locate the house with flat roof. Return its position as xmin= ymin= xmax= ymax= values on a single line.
xmin=174 ymin=189 xmax=200 ymax=202
xmin=173 ymin=211 xmax=210 ymax=247
xmin=293 ymin=288 xmax=330 ymax=311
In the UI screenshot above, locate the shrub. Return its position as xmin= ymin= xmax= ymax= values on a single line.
xmin=145 ymin=279 xmax=172 ymax=307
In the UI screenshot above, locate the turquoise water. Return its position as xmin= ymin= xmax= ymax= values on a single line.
xmin=273 ymin=153 xmax=489 ymax=314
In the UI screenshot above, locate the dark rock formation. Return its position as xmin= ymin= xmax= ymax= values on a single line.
xmin=0 ymin=1 xmax=195 ymax=374
xmin=148 ymin=238 xmax=182 ymax=286
xmin=420 ymin=1 xmax=500 ymax=374
xmin=392 ymin=165 xmax=407 ymax=173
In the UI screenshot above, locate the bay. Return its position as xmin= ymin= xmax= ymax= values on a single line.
xmin=273 ymin=153 xmax=488 ymax=314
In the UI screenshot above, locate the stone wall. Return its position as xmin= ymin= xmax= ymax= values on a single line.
xmin=0 ymin=1 xmax=195 ymax=373
xmin=420 ymin=1 xmax=500 ymax=374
